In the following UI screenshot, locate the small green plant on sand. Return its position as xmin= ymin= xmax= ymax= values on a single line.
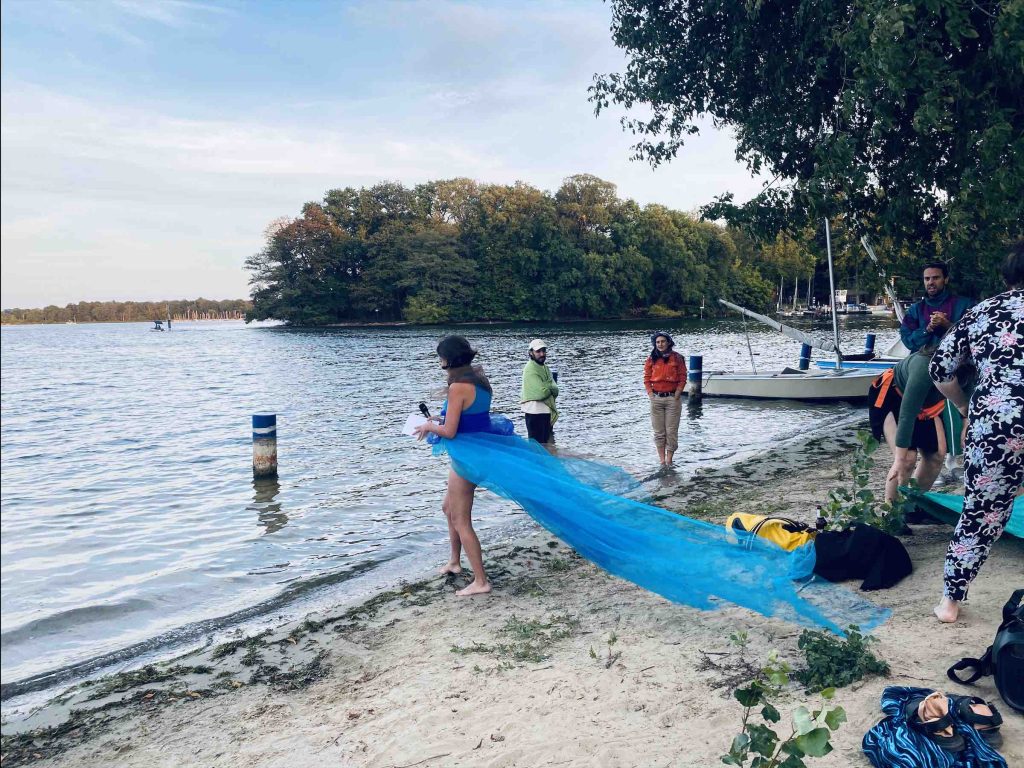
xmin=821 ymin=431 xmax=905 ymax=535
xmin=589 ymin=630 xmax=621 ymax=668
xmin=722 ymin=637 xmax=846 ymax=767
xmin=795 ymin=626 xmax=889 ymax=692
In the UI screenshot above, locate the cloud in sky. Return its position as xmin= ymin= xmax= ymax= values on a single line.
xmin=1 ymin=0 xmax=764 ymax=308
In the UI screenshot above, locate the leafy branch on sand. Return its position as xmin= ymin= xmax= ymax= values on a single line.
xmin=821 ymin=431 xmax=905 ymax=535
xmin=721 ymin=635 xmax=845 ymax=768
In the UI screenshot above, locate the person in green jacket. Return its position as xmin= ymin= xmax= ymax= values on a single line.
xmin=868 ymin=349 xmax=948 ymax=502
xmin=520 ymin=339 xmax=558 ymax=445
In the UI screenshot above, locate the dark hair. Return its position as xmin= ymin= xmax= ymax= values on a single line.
xmin=649 ymin=331 xmax=675 ymax=361
xmin=922 ymin=261 xmax=949 ymax=279
xmin=1002 ymin=239 xmax=1024 ymax=288
xmin=436 ymin=335 xmax=477 ymax=369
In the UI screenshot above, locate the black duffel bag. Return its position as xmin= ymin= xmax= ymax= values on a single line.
xmin=947 ymin=588 xmax=1024 ymax=713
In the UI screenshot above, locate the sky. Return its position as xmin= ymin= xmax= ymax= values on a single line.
xmin=0 ymin=0 xmax=765 ymax=308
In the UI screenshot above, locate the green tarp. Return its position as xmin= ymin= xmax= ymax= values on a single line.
xmin=902 ymin=489 xmax=1024 ymax=539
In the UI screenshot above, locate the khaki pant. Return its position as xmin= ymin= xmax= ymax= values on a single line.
xmin=649 ymin=394 xmax=682 ymax=452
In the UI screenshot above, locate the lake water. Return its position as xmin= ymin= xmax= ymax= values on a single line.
xmin=0 ymin=316 xmax=897 ymax=704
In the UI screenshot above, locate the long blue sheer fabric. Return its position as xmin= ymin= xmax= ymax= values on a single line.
xmin=430 ymin=412 xmax=890 ymax=634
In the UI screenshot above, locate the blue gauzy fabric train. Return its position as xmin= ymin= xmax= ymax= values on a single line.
xmin=430 ymin=413 xmax=890 ymax=634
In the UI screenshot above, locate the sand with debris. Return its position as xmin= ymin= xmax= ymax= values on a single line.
xmin=3 ymin=434 xmax=1021 ymax=767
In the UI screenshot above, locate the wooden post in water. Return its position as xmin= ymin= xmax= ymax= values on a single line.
xmin=252 ymin=414 xmax=278 ymax=478
xmin=799 ymin=343 xmax=813 ymax=370
xmin=688 ymin=355 xmax=703 ymax=398
xmin=864 ymin=333 xmax=876 ymax=355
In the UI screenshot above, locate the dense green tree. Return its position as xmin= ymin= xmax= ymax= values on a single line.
xmin=591 ymin=0 xmax=1022 ymax=298
xmin=1 ymin=298 xmax=250 ymax=324
xmin=239 ymin=174 xmax=846 ymax=325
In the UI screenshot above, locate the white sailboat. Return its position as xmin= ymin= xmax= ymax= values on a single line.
xmin=695 ymin=220 xmax=879 ymax=401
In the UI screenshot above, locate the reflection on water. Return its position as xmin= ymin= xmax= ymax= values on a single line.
xmin=686 ymin=398 xmax=704 ymax=420
xmin=250 ymin=477 xmax=286 ymax=535
xmin=0 ymin=315 xmax=895 ymax=693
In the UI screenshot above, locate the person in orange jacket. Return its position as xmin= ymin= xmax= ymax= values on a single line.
xmin=644 ymin=331 xmax=687 ymax=466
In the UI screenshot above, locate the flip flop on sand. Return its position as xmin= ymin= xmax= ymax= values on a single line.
xmin=953 ymin=695 xmax=1003 ymax=749
xmin=904 ymin=692 xmax=965 ymax=753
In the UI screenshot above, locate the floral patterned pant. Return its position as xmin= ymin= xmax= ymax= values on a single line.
xmin=944 ymin=398 xmax=1024 ymax=601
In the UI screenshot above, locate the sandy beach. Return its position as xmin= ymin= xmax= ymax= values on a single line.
xmin=3 ymin=435 xmax=1021 ymax=768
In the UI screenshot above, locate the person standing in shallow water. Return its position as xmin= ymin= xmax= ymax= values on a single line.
xmin=644 ymin=331 xmax=687 ymax=466
xmin=520 ymin=339 xmax=558 ymax=446
xmin=413 ymin=336 xmax=492 ymax=596
xmin=929 ymin=241 xmax=1024 ymax=623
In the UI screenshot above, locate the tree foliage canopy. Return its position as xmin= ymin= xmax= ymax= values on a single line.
xmin=591 ymin=0 xmax=1022 ymax=297
xmin=244 ymin=175 xmax=795 ymax=325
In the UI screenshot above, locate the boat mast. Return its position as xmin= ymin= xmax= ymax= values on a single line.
xmin=824 ymin=218 xmax=843 ymax=369
xmin=860 ymin=236 xmax=906 ymax=323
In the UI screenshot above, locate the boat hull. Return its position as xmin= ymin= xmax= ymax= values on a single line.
xmin=694 ymin=369 xmax=878 ymax=401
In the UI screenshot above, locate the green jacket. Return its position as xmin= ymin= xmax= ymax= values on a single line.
xmin=521 ymin=359 xmax=559 ymax=424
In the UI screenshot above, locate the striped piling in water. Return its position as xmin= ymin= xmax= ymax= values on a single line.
xmin=799 ymin=343 xmax=812 ymax=371
xmin=688 ymin=355 xmax=703 ymax=397
xmin=252 ymin=414 xmax=278 ymax=478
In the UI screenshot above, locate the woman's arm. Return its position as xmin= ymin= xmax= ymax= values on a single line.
xmin=643 ymin=358 xmax=654 ymax=394
xmin=414 ymin=383 xmax=473 ymax=440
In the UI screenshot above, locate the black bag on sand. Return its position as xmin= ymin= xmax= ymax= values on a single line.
xmin=947 ymin=589 xmax=1024 ymax=714
xmin=812 ymin=524 xmax=913 ymax=590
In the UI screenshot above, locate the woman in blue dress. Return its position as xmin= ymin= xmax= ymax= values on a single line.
xmin=413 ymin=336 xmax=496 ymax=596
xmin=409 ymin=339 xmax=891 ymax=632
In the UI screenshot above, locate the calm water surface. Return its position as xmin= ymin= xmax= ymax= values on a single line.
xmin=0 ymin=316 xmax=897 ymax=700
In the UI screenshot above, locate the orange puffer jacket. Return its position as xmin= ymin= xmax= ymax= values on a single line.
xmin=644 ymin=352 xmax=687 ymax=394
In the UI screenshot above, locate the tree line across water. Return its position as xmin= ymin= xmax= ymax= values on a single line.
xmin=245 ymin=174 xmax=946 ymax=327
xmin=1 ymin=299 xmax=251 ymax=325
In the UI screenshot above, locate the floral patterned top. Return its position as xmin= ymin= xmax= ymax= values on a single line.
xmin=929 ymin=288 xmax=1023 ymax=421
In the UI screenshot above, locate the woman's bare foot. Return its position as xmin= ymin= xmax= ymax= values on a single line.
xmin=439 ymin=561 xmax=463 ymax=576
xmin=934 ymin=596 xmax=960 ymax=623
xmin=456 ymin=580 xmax=492 ymax=596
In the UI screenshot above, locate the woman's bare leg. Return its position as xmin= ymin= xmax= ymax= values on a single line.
xmin=914 ymin=418 xmax=947 ymax=491
xmin=883 ymin=413 xmax=915 ymax=502
xmin=439 ymin=491 xmax=462 ymax=575
xmin=447 ymin=469 xmax=490 ymax=596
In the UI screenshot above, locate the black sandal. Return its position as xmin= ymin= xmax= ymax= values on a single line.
xmin=904 ymin=694 xmax=966 ymax=753
xmin=954 ymin=695 xmax=1003 ymax=749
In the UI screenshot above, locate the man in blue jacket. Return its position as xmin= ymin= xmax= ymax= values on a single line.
xmin=899 ymin=262 xmax=973 ymax=353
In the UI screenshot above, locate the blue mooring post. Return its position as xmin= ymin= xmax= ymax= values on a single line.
xmin=688 ymin=355 xmax=703 ymax=397
xmin=799 ymin=343 xmax=812 ymax=371
xmin=252 ymin=414 xmax=278 ymax=478
xmin=864 ymin=333 xmax=876 ymax=355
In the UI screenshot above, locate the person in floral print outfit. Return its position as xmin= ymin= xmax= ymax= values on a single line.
xmin=928 ymin=241 xmax=1024 ymax=623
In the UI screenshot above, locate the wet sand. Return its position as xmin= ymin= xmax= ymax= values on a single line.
xmin=3 ymin=435 xmax=1022 ymax=767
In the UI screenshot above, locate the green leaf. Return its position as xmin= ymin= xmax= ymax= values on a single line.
xmin=793 ymin=728 xmax=833 ymax=757
xmin=735 ymin=685 xmax=764 ymax=707
xmin=824 ymin=706 xmax=847 ymax=731
xmin=793 ymin=706 xmax=814 ymax=735
xmin=746 ymin=723 xmax=778 ymax=757
xmin=820 ymin=687 xmax=836 ymax=700
xmin=761 ymin=703 xmax=781 ymax=723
